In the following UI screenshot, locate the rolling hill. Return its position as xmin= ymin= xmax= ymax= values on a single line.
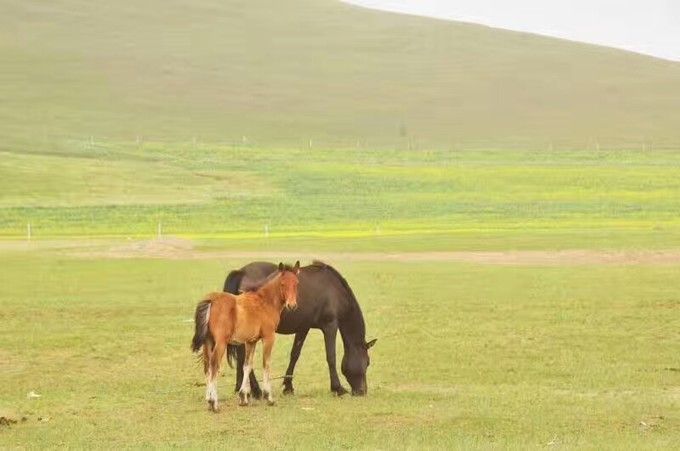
xmin=2 ymin=0 xmax=680 ymax=152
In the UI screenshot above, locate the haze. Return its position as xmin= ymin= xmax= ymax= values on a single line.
xmin=343 ymin=0 xmax=680 ymax=61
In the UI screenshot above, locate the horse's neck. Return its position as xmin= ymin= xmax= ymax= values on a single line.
xmin=339 ymin=303 xmax=366 ymax=349
xmin=256 ymin=274 xmax=283 ymax=309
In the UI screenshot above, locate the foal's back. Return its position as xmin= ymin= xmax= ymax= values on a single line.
xmin=204 ymin=290 xmax=279 ymax=345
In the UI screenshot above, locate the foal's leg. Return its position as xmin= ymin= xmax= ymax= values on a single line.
xmin=261 ymin=334 xmax=276 ymax=405
xmin=233 ymin=344 xmax=263 ymax=399
xmin=203 ymin=344 xmax=214 ymax=404
xmin=238 ymin=342 xmax=256 ymax=406
xmin=283 ymin=328 xmax=310 ymax=395
xmin=322 ymin=322 xmax=348 ymax=396
xmin=208 ymin=340 xmax=226 ymax=412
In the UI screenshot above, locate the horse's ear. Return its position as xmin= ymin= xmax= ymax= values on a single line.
xmin=365 ymin=338 xmax=377 ymax=350
xmin=278 ymin=262 xmax=284 ymax=271
xmin=294 ymin=260 xmax=300 ymax=274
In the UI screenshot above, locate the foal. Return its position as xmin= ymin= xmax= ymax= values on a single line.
xmin=191 ymin=262 xmax=300 ymax=411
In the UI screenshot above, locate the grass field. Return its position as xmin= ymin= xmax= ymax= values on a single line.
xmin=2 ymin=0 xmax=680 ymax=448
xmin=3 ymin=146 xmax=680 ymax=248
xmin=2 ymin=147 xmax=680 ymax=448
xmin=1 ymin=246 xmax=679 ymax=448
xmin=2 ymin=0 xmax=680 ymax=152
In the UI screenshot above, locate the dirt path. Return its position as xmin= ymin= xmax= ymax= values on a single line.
xmin=59 ymin=238 xmax=680 ymax=265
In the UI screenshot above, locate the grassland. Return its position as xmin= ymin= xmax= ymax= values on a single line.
xmin=3 ymin=146 xmax=680 ymax=252
xmin=2 ymin=145 xmax=680 ymax=448
xmin=2 ymin=0 xmax=680 ymax=448
xmin=1 ymin=247 xmax=678 ymax=449
xmin=2 ymin=0 xmax=680 ymax=153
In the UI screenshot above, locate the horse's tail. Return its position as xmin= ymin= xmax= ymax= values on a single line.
xmin=224 ymin=269 xmax=245 ymax=369
xmin=191 ymin=300 xmax=212 ymax=353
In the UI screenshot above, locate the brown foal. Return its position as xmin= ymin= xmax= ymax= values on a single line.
xmin=191 ymin=262 xmax=300 ymax=411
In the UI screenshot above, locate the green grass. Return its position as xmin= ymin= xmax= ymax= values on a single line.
xmin=1 ymin=248 xmax=678 ymax=448
xmin=3 ymin=146 xmax=680 ymax=250
xmin=1 ymin=0 xmax=680 ymax=152
xmin=2 ymin=1 xmax=680 ymax=447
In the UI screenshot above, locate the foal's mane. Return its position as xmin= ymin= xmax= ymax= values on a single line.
xmin=242 ymin=263 xmax=296 ymax=292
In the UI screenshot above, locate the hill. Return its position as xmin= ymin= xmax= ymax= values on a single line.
xmin=2 ymin=0 xmax=680 ymax=152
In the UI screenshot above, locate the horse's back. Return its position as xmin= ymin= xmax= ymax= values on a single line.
xmin=205 ymin=291 xmax=237 ymax=305
xmin=231 ymin=260 xmax=356 ymax=332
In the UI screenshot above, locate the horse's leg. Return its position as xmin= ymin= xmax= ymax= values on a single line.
xmin=239 ymin=341 xmax=256 ymax=406
xmin=322 ymin=322 xmax=348 ymax=396
xmin=233 ymin=344 xmax=245 ymax=393
xmin=203 ymin=345 xmax=210 ymax=379
xmin=261 ymin=333 xmax=276 ymax=405
xmin=203 ymin=343 xmax=213 ymax=405
xmin=232 ymin=344 xmax=262 ymax=399
xmin=283 ymin=328 xmax=310 ymax=395
xmin=248 ymin=363 xmax=263 ymax=400
xmin=234 ymin=343 xmax=262 ymax=399
xmin=208 ymin=340 xmax=226 ymax=412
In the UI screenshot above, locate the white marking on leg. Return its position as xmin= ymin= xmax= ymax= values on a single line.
xmin=240 ymin=364 xmax=251 ymax=394
xmin=211 ymin=380 xmax=218 ymax=410
xmin=205 ymin=369 xmax=212 ymax=400
xmin=210 ymin=379 xmax=218 ymax=402
xmin=263 ymin=367 xmax=270 ymax=392
xmin=263 ymin=356 xmax=275 ymax=404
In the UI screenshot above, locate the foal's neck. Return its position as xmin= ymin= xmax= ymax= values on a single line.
xmin=256 ymin=274 xmax=284 ymax=309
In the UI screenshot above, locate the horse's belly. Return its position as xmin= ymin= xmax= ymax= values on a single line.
xmin=231 ymin=324 xmax=260 ymax=344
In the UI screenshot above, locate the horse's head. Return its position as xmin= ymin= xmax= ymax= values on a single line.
xmin=342 ymin=338 xmax=377 ymax=396
xmin=278 ymin=261 xmax=300 ymax=310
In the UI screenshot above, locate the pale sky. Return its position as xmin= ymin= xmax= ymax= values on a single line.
xmin=342 ymin=0 xmax=680 ymax=61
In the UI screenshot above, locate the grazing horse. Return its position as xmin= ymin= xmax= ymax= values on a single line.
xmin=225 ymin=261 xmax=377 ymax=397
xmin=191 ymin=262 xmax=300 ymax=411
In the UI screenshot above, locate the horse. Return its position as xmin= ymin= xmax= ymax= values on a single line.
xmin=224 ymin=260 xmax=377 ymax=397
xmin=191 ymin=262 xmax=300 ymax=411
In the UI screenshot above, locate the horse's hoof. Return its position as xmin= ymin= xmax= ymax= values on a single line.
xmin=282 ymin=386 xmax=294 ymax=396
xmin=208 ymin=400 xmax=219 ymax=412
xmin=238 ymin=392 xmax=249 ymax=406
xmin=333 ymin=386 xmax=349 ymax=397
xmin=267 ymin=399 xmax=276 ymax=406
xmin=251 ymin=389 xmax=263 ymax=400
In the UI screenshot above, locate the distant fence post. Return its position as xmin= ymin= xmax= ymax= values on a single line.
xmin=264 ymin=224 xmax=269 ymax=238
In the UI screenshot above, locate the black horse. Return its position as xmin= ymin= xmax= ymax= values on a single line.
xmin=224 ymin=260 xmax=376 ymax=396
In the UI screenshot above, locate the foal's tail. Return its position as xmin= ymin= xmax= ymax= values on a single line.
xmin=191 ymin=300 xmax=212 ymax=353
xmin=224 ymin=269 xmax=246 ymax=369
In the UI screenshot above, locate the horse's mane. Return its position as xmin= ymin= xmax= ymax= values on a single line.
xmin=309 ymin=260 xmax=366 ymax=339
xmin=242 ymin=263 xmax=296 ymax=292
